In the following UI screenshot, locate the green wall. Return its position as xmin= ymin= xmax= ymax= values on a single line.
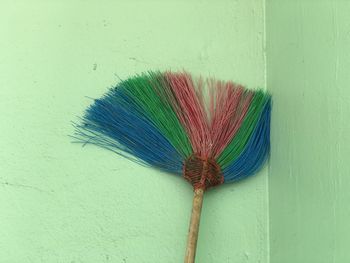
xmin=0 ymin=1 xmax=268 ymax=262
xmin=267 ymin=0 xmax=350 ymax=262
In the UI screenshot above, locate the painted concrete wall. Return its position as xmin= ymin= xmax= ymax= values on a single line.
xmin=267 ymin=0 xmax=350 ymax=262
xmin=0 ymin=1 xmax=268 ymax=262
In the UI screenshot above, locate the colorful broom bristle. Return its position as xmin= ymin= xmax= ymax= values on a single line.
xmin=73 ymin=71 xmax=271 ymax=189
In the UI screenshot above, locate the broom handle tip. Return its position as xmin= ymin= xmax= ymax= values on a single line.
xmin=184 ymin=188 xmax=204 ymax=263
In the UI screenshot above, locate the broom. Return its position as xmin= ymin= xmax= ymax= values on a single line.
xmin=73 ymin=71 xmax=271 ymax=263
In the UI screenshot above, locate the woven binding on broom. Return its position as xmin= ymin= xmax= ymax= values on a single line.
xmin=183 ymin=155 xmax=224 ymax=190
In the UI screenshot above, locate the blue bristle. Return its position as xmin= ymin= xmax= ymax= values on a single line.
xmin=223 ymin=99 xmax=271 ymax=182
xmin=73 ymin=89 xmax=184 ymax=175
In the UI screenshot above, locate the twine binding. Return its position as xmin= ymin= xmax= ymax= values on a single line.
xmin=183 ymin=155 xmax=224 ymax=190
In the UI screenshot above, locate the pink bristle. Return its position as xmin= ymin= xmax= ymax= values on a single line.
xmin=166 ymin=72 xmax=211 ymax=158
xmin=209 ymin=80 xmax=253 ymax=158
xmin=166 ymin=72 xmax=253 ymax=160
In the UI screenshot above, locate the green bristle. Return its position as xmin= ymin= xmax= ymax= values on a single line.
xmin=119 ymin=72 xmax=193 ymax=158
xmin=217 ymin=90 xmax=270 ymax=169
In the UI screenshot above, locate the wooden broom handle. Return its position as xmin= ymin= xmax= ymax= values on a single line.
xmin=184 ymin=188 xmax=204 ymax=263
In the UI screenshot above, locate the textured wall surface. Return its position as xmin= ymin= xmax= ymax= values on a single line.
xmin=0 ymin=1 xmax=268 ymax=262
xmin=267 ymin=1 xmax=350 ymax=262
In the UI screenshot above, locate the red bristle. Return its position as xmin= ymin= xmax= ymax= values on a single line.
xmin=166 ymin=72 xmax=211 ymax=158
xmin=166 ymin=72 xmax=253 ymax=160
xmin=209 ymin=80 xmax=253 ymax=158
